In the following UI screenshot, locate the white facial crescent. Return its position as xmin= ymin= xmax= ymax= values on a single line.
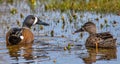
xmin=33 ymin=17 xmax=38 ymax=25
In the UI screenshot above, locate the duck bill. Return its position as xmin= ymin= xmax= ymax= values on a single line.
xmin=73 ymin=28 xmax=85 ymax=34
xmin=37 ymin=19 xmax=49 ymax=26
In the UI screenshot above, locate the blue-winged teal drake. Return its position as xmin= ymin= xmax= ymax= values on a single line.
xmin=73 ymin=22 xmax=116 ymax=48
xmin=6 ymin=15 xmax=49 ymax=46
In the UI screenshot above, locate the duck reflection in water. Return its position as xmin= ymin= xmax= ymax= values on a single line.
xmin=82 ymin=47 xmax=117 ymax=64
xmin=7 ymin=44 xmax=33 ymax=60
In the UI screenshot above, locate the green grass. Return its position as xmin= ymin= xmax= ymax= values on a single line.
xmin=43 ymin=0 xmax=120 ymax=13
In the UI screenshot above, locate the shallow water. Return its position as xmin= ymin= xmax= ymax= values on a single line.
xmin=0 ymin=0 xmax=120 ymax=64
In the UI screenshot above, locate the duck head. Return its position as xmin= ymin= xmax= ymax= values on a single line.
xmin=73 ymin=22 xmax=97 ymax=34
xmin=22 ymin=15 xmax=49 ymax=28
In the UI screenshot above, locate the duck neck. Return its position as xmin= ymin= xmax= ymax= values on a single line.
xmin=89 ymin=33 xmax=96 ymax=36
xmin=22 ymin=24 xmax=31 ymax=29
xmin=88 ymin=28 xmax=97 ymax=35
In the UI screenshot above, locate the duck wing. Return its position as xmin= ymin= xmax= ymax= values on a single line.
xmin=96 ymin=32 xmax=113 ymax=39
xmin=8 ymin=28 xmax=23 ymax=45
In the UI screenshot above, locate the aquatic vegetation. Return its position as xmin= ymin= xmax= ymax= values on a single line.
xmin=7 ymin=0 xmax=13 ymax=4
xmin=44 ymin=0 xmax=120 ymax=13
xmin=100 ymin=15 xmax=103 ymax=18
xmin=100 ymin=23 xmax=104 ymax=29
xmin=105 ymin=24 xmax=110 ymax=28
xmin=67 ymin=43 xmax=71 ymax=50
xmin=69 ymin=16 xmax=73 ymax=23
xmin=95 ymin=18 xmax=99 ymax=21
xmin=16 ymin=20 xmax=21 ymax=27
xmin=39 ymin=25 xmax=43 ymax=30
xmin=80 ymin=32 xmax=83 ymax=39
xmin=20 ymin=13 xmax=24 ymax=18
xmin=51 ymin=30 xmax=54 ymax=37
xmin=28 ymin=0 xmax=37 ymax=11
xmin=61 ymin=16 xmax=65 ymax=29
xmin=53 ymin=59 xmax=57 ymax=63
xmin=0 ymin=0 xmax=3 ymax=3
xmin=61 ymin=15 xmax=65 ymax=22
xmin=10 ymin=8 xmax=18 ymax=15
xmin=64 ymin=43 xmax=73 ymax=51
xmin=61 ymin=35 xmax=65 ymax=38
xmin=104 ymin=19 xmax=108 ymax=24
xmin=0 ymin=0 xmax=119 ymax=64
xmin=112 ymin=20 xmax=118 ymax=27
xmin=64 ymin=46 xmax=67 ymax=51
xmin=7 ymin=26 xmax=10 ymax=29
xmin=80 ymin=14 xmax=84 ymax=18
xmin=72 ymin=13 xmax=77 ymax=19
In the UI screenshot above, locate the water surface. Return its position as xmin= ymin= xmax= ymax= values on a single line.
xmin=0 ymin=0 xmax=120 ymax=64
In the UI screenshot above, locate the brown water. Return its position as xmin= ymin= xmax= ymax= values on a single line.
xmin=0 ymin=0 xmax=120 ymax=64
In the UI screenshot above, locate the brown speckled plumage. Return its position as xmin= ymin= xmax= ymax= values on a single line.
xmin=74 ymin=22 xmax=116 ymax=48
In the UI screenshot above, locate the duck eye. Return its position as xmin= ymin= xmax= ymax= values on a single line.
xmin=32 ymin=17 xmax=35 ymax=19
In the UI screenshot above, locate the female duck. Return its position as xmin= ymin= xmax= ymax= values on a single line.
xmin=73 ymin=22 xmax=116 ymax=48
